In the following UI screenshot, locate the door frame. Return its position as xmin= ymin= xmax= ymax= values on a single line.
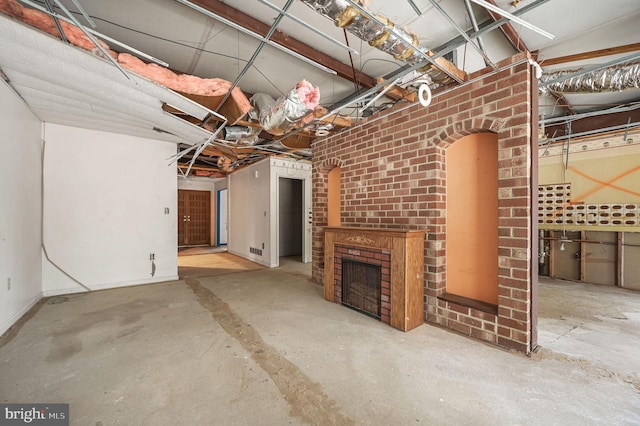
xmin=276 ymin=176 xmax=307 ymax=262
xmin=216 ymin=188 xmax=228 ymax=246
xmin=178 ymin=189 xmax=211 ymax=247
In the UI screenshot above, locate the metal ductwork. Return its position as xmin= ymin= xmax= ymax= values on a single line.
xmin=250 ymin=79 xmax=320 ymax=135
xmin=299 ymin=0 xmax=455 ymax=87
xmin=540 ymin=62 xmax=640 ymax=95
xmin=222 ymin=125 xmax=259 ymax=145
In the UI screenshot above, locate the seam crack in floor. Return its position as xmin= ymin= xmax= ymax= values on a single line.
xmin=185 ymin=278 xmax=355 ymax=425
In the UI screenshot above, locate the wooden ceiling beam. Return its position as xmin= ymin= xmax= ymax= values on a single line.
xmin=537 ymin=43 xmax=640 ymax=67
xmin=190 ymin=0 xmax=382 ymax=95
xmin=543 ymin=108 xmax=640 ymax=139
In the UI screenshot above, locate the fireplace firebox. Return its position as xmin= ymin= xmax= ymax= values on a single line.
xmin=341 ymin=259 xmax=381 ymax=319
xmin=324 ymin=227 xmax=426 ymax=332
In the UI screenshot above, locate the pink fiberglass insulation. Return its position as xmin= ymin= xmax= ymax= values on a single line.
xmin=0 ymin=0 xmax=252 ymax=117
xmin=117 ymin=54 xmax=252 ymax=115
xmin=0 ymin=0 xmax=114 ymax=56
xmin=296 ymin=79 xmax=320 ymax=110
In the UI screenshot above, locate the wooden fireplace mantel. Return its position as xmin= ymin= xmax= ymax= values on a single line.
xmin=324 ymin=227 xmax=426 ymax=332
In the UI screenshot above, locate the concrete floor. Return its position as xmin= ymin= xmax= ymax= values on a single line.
xmin=1 ymin=256 xmax=639 ymax=425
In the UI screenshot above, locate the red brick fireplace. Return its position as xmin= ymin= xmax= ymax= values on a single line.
xmin=313 ymin=53 xmax=538 ymax=353
xmin=324 ymin=227 xmax=425 ymax=332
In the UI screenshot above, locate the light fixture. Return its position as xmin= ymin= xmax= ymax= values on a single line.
xmin=558 ymin=231 xmax=572 ymax=252
xmin=469 ymin=0 xmax=555 ymax=39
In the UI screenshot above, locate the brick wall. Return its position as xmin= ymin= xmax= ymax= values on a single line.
xmin=312 ymin=53 xmax=537 ymax=353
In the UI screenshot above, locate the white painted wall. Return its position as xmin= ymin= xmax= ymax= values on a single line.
xmin=228 ymin=159 xmax=272 ymax=266
xmin=42 ymin=124 xmax=178 ymax=296
xmin=228 ymin=157 xmax=311 ymax=267
xmin=0 ymin=81 xmax=43 ymax=336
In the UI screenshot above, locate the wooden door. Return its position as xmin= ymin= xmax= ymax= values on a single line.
xmin=178 ymin=190 xmax=211 ymax=246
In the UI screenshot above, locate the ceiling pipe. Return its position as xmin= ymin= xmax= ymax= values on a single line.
xmin=540 ymin=56 xmax=640 ymax=92
xmin=299 ymin=0 xmax=464 ymax=86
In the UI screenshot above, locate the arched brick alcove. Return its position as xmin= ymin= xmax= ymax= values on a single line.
xmin=312 ymin=53 xmax=537 ymax=353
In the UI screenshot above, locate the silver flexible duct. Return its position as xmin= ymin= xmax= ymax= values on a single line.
xmin=299 ymin=0 xmax=453 ymax=86
xmin=250 ymin=83 xmax=319 ymax=135
xmin=222 ymin=125 xmax=260 ymax=145
xmin=540 ymin=62 xmax=640 ymax=95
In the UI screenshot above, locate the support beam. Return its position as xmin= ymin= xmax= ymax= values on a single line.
xmin=538 ymin=43 xmax=640 ymax=67
xmin=189 ymin=0 xmax=381 ymax=95
xmin=543 ymin=108 xmax=640 ymax=140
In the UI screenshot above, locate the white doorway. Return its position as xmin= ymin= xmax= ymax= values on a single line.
xmin=217 ymin=188 xmax=228 ymax=246
xmin=278 ymin=178 xmax=303 ymax=259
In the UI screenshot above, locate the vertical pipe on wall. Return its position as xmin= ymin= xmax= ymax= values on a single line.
xmin=530 ymin=62 xmax=540 ymax=352
xmin=617 ymin=232 xmax=624 ymax=287
xmin=580 ymin=230 xmax=586 ymax=282
xmin=548 ymin=233 xmax=555 ymax=277
xmin=538 ymin=229 xmax=545 ymax=275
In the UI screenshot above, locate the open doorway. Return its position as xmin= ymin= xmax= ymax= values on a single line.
xmin=217 ymin=188 xmax=228 ymax=246
xmin=278 ymin=177 xmax=303 ymax=262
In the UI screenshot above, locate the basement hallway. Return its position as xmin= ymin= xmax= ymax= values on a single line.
xmin=1 ymin=255 xmax=639 ymax=425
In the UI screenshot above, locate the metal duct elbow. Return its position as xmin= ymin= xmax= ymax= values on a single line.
xmin=540 ymin=62 xmax=640 ymax=95
xmin=250 ymin=80 xmax=320 ymax=135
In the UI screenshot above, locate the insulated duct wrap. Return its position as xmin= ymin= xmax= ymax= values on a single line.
xmin=540 ymin=62 xmax=640 ymax=95
xmin=250 ymin=80 xmax=320 ymax=135
xmin=222 ymin=125 xmax=259 ymax=145
xmin=299 ymin=0 xmax=452 ymax=86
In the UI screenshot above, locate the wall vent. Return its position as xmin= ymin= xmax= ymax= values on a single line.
xmin=249 ymin=247 xmax=263 ymax=256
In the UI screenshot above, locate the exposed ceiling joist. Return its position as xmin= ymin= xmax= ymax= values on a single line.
xmin=539 ymin=43 xmax=640 ymax=67
xmin=187 ymin=0 xmax=389 ymax=98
